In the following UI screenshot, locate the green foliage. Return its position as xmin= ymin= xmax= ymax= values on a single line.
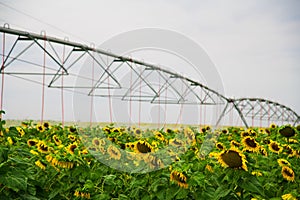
xmin=0 ymin=121 xmax=299 ymax=199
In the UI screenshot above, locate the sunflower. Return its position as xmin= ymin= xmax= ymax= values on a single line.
xmin=217 ymin=147 xmax=247 ymax=171
xmin=36 ymin=124 xmax=45 ymax=132
xmin=37 ymin=141 xmax=49 ymax=153
xmin=294 ymin=150 xmax=300 ymax=158
xmin=268 ymin=140 xmax=282 ymax=154
xmin=242 ymin=136 xmax=260 ymax=152
xmin=259 ymin=147 xmax=268 ymax=156
xmin=16 ymin=127 xmax=25 ymax=137
xmin=250 ymin=130 xmax=257 ymax=137
xmin=68 ymin=126 xmax=77 ymax=133
xmin=263 ymin=138 xmax=270 ymax=145
xmin=282 ymin=144 xmax=294 ymax=157
xmin=27 ymin=139 xmax=39 ymax=147
xmin=200 ymin=127 xmax=207 ymax=133
xmin=53 ymin=135 xmax=62 ymax=146
xmin=221 ymin=129 xmax=229 ymax=134
xmin=134 ymin=141 xmax=153 ymax=153
xmin=184 ymin=127 xmax=196 ymax=145
xmin=278 ymin=125 xmax=296 ymax=138
xmin=107 ymin=145 xmax=121 ymax=160
xmin=134 ymin=128 xmax=142 ymax=137
xmin=68 ymin=135 xmax=76 ymax=142
xmin=205 ymin=125 xmax=211 ymax=131
xmin=297 ymin=124 xmax=300 ymax=132
xmin=169 ymin=138 xmax=185 ymax=148
xmin=92 ymin=138 xmax=100 ymax=146
xmin=102 ymin=126 xmax=111 ymax=133
xmin=166 ymin=128 xmax=173 ymax=134
xmin=43 ymin=122 xmax=50 ymax=129
xmin=282 ymin=193 xmax=297 ymax=200
xmin=258 ymin=128 xmax=265 ymax=134
xmin=81 ymin=149 xmax=89 ymax=155
xmin=265 ymin=128 xmax=271 ymax=135
xmin=21 ymin=121 xmax=28 ymax=128
xmin=154 ymin=131 xmax=165 ymax=141
xmin=108 ymin=137 xmax=116 ymax=142
xmin=125 ymin=143 xmax=131 ymax=149
xmin=170 ymin=170 xmax=188 ymax=188
xmin=281 ymin=166 xmax=295 ymax=182
xmin=35 ymin=160 xmax=46 ymax=170
xmin=216 ymin=142 xmax=225 ymax=150
xmin=240 ymin=131 xmax=250 ymax=138
xmin=277 ymin=158 xmax=291 ymax=167
xmin=7 ymin=137 xmax=14 ymax=145
xmin=288 ymin=138 xmax=298 ymax=144
xmin=67 ymin=143 xmax=78 ymax=154
xmin=111 ymin=127 xmax=120 ymax=133
xmin=230 ymin=140 xmax=240 ymax=147
xmin=270 ymin=123 xmax=277 ymax=129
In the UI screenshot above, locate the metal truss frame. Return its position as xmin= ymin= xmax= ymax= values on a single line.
xmin=1 ymin=25 xmax=299 ymax=127
xmin=0 ymin=26 xmax=227 ymax=106
xmin=216 ymin=98 xmax=300 ymax=128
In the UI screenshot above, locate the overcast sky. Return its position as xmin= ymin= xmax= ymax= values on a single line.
xmin=0 ymin=0 xmax=299 ymax=125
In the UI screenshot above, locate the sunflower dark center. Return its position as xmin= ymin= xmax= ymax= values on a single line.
xmin=245 ymin=138 xmax=257 ymax=148
xmin=167 ymin=129 xmax=172 ymax=133
xmin=242 ymin=132 xmax=250 ymax=137
xmin=271 ymin=124 xmax=276 ymax=128
xmin=284 ymin=147 xmax=293 ymax=154
xmin=271 ymin=143 xmax=280 ymax=151
xmin=217 ymin=144 xmax=224 ymax=149
xmin=281 ymin=160 xmax=288 ymax=165
xmin=39 ymin=144 xmax=48 ymax=151
xmin=232 ymin=141 xmax=240 ymax=147
xmin=70 ymin=145 xmax=77 ymax=152
xmin=173 ymin=172 xmax=186 ymax=183
xmin=43 ymin=123 xmax=49 ymax=128
xmin=135 ymin=129 xmax=141 ymax=134
xmin=279 ymin=127 xmax=296 ymax=138
xmin=94 ymin=139 xmax=100 ymax=146
xmin=137 ymin=142 xmax=151 ymax=153
xmin=29 ymin=140 xmax=37 ymax=146
xmin=70 ymin=127 xmax=76 ymax=133
xmin=110 ymin=148 xmax=119 ymax=156
xmin=221 ymin=150 xmax=243 ymax=168
xmin=283 ymin=168 xmax=293 ymax=177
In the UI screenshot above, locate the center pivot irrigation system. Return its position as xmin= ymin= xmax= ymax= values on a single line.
xmin=0 ymin=24 xmax=299 ymax=128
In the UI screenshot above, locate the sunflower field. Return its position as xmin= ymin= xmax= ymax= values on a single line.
xmin=0 ymin=113 xmax=300 ymax=199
